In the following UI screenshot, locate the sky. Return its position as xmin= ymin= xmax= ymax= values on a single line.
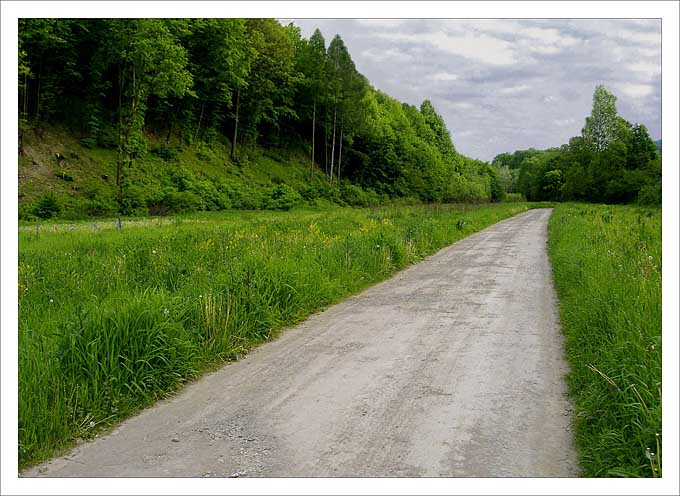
xmin=285 ymin=19 xmax=661 ymax=161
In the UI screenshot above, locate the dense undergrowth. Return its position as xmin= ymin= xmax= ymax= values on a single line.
xmin=18 ymin=127 xmax=396 ymax=221
xmin=548 ymin=203 xmax=661 ymax=477
xmin=19 ymin=202 xmax=532 ymax=468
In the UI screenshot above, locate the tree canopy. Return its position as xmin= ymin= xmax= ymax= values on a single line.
xmin=492 ymin=85 xmax=660 ymax=205
xmin=19 ymin=18 xmax=504 ymax=212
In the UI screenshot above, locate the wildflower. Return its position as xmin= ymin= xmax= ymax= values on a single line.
xmin=89 ymin=421 xmax=95 ymax=428
xmin=49 ymin=299 xmax=54 ymax=303
xmin=152 ymin=249 xmax=157 ymax=254
xmin=163 ymin=308 xmax=169 ymax=317
xmin=648 ymin=255 xmax=653 ymax=262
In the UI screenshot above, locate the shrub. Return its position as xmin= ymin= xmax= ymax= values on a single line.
xmin=503 ymin=193 xmax=526 ymax=202
xmin=637 ymin=182 xmax=661 ymax=206
xmin=162 ymin=190 xmax=205 ymax=213
xmin=33 ymin=195 xmax=61 ymax=219
xmin=150 ymin=145 xmax=180 ymax=162
xmin=265 ymin=184 xmax=304 ymax=211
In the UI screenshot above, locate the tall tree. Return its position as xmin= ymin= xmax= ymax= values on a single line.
xmin=582 ymin=85 xmax=618 ymax=153
xmin=238 ymin=19 xmax=300 ymax=150
xmin=301 ymin=29 xmax=327 ymax=180
xmin=182 ymin=19 xmax=253 ymax=150
xmin=95 ymin=19 xmax=193 ymax=212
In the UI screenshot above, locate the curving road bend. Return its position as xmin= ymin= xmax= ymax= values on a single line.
xmin=24 ymin=208 xmax=578 ymax=478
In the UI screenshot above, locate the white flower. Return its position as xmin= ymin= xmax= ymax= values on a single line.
xmin=648 ymin=255 xmax=653 ymax=261
xmin=49 ymin=299 xmax=54 ymax=303
xmin=152 ymin=249 xmax=157 ymax=254
xmin=163 ymin=308 xmax=169 ymax=317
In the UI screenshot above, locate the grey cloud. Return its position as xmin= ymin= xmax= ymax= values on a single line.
xmin=289 ymin=19 xmax=661 ymax=160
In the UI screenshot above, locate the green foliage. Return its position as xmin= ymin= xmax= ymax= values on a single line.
xmin=493 ymin=86 xmax=660 ymax=205
xmin=548 ymin=204 xmax=661 ymax=477
xmin=637 ymin=182 xmax=661 ymax=206
xmin=19 ymin=18 xmax=511 ymax=218
xmin=33 ymin=194 xmax=61 ymax=219
xmin=583 ymin=85 xmax=619 ymax=153
xmin=265 ymin=184 xmax=304 ymax=210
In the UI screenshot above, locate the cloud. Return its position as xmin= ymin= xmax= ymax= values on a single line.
xmin=355 ymin=19 xmax=406 ymax=29
xmin=499 ymin=84 xmax=531 ymax=95
xmin=429 ymin=72 xmax=459 ymax=81
xmin=361 ymin=47 xmax=411 ymax=63
xmin=288 ymin=19 xmax=661 ymax=160
xmin=615 ymin=83 xmax=655 ymax=99
xmin=627 ymin=62 xmax=661 ymax=77
xmin=376 ymin=31 xmax=517 ymax=65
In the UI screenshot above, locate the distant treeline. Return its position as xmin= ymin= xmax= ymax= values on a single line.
xmin=492 ymin=86 xmax=661 ymax=205
xmin=18 ymin=18 xmax=503 ymax=211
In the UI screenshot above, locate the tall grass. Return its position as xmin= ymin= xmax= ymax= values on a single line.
xmin=548 ymin=203 xmax=661 ymax=477
xmin=19 ymin=203 xmax=532 ymax=468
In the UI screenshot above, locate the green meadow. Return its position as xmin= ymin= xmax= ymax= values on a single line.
xmin=19 ymin=203 xmax=532 ymax=468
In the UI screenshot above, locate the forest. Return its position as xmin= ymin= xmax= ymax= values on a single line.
xmin=18 ymin=18 xmax=501 ymax=220
xmin=18 ymin=19 xmax=660 ymax=220
xmin=492 ymin=86 xmax=661 ymax=205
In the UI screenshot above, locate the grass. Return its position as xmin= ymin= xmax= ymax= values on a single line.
xmin=18 ymin=126 xmax=393 ymax=221
xmin=548 ymin=203 xmax=661 ymax=477
xmin=18 ymin=202 xmax=535 ymax=469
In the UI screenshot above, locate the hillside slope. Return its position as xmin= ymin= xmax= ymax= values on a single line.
xmin=18 ymin=127 xmax=391 ymax=220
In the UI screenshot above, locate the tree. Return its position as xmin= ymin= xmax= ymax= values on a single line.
xmin=307 ymin=30 xmax=327 ymax=178
xmin=97 ymin=19 xmax=193 ymax=212
xmin=238 ymin=19 xmax=300 ymax=150
xmin=582 ymin=85 xmax=618 ymax=153
xmin=420 ymin=100 xmax=457 ymax=160
xmin=182 ymin=19 xmax=253 ymax=150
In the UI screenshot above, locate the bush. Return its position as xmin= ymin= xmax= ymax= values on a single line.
xmin=162 ymin=190 xmax=205 ymax=213
xmin=637 ymin=182 xmax=661 ymax=206
xmin=503 ymin=193 xmax=526 ymax=202
xmin=195 ymin=142 xmax=219 ymax=163
xmin=33 ymin=195 xmax=61 ymax=219
xmin=265 ymin=184 xmax=304 ymax=211
xmin=86 ymin=196 xmax=118 ymax=217
xmin=340 ymin=183 xmax=381 ymax=207
xmin=150 ymin=145 xmax=180 ymax=162
xmin=19 ymin=202 xmax=36 ymax=221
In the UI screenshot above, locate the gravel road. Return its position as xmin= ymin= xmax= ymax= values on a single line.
xmin=24 ymin=208 xmax=578 ymax=478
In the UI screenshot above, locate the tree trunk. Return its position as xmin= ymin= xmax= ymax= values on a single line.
xmin=310 ymin=99 xmax=316 ymax=182
xmin=231 ymin=89 xmax=240 ymax=161
xmin=330 ymin=106 xmax=337 ymax=183
xmin=127 ymin=63 xmax=137 ymax=169
xmin=338 ymin=127 xmax=344 ymax=182
xmin=19 ymin=72 xmax=28 ymax=154
xmin=116 ymin=64 xmax=125 ymax=213
xmin=166 ymin=123 xmax=172 ymax=144
xmin=324 ymin=109 xmax=329 ymax=177
xmin=35 ymin=56 xmax=42 ymax=123
xmin=193 ymin=101 xmax=205 ymax=145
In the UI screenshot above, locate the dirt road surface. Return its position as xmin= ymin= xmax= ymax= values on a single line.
xmin=25 ymin=208 xmax=578 ymax=477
